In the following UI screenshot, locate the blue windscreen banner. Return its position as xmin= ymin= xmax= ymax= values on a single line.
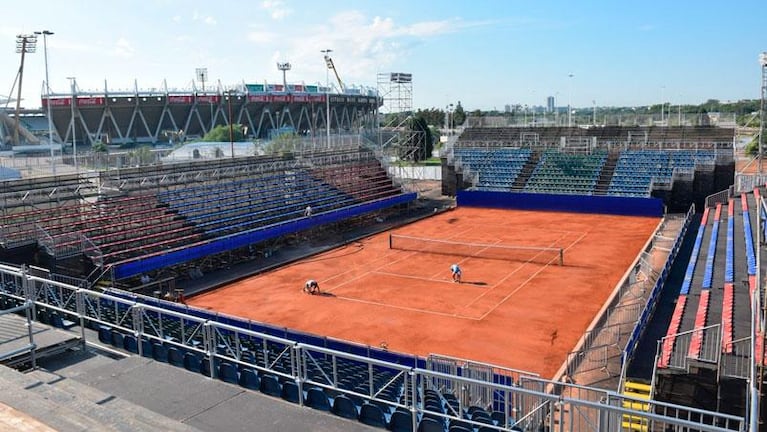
xmin=113 ymin=193 xmax=416 ymax=279
xmin=456 ymin=190 xmax=664 ymax=217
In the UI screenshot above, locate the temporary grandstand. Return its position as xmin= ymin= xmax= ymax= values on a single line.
xmin=443 ymin=126 xmax=735 ymax=211
xmin=0 ymin=124 xmax=764 ymax=431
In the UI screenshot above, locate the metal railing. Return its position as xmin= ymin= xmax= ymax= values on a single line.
xmin=0 ymin=263 xmax=748 ymax=432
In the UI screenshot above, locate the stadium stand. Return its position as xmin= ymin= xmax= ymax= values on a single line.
xmin=523 ymin=150 xmax=606 ymax=195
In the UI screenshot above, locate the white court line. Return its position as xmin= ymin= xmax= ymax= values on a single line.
xmin=476 ymin=230 xmax=589 ymax=320
xmin=323 ymin=225 xmax=479 ymax=288
xmin=332 ymin=294 xmax=480 ymax=320
xmin=460 ymin=232 xmax=569 ymax=310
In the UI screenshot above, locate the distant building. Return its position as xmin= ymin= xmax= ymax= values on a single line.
xmin=504 ymin=104 xmax=511 ymax=114
xmin=547 ymin=96 xmax=555 ymax=113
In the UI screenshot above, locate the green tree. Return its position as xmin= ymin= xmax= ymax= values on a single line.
xmin=202 ymin=124 xmax=246 ymax=142
xmin=453 ymin=101 xmax=466 ymax=127
xmin=92 ymin=140 xmax=108 ymax=169
xmin=264 ymin=132 xmax=300 ymax=155
xmin=399 ymin=116 xmax=433 ymax=162
xmin=128 ymin=146 xmax=154 ymax=166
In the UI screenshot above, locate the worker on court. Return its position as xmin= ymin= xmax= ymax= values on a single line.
xmin=304 ymin=279 xmax=320 ymax=294
xmin=450 ymin=264 xmax=462 ymax=283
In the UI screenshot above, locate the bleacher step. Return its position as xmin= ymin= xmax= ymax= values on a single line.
xmin=7 ymin=367 xmax=202 ymax=432
xmin=0 ymin=366 xmax=118 ymax=432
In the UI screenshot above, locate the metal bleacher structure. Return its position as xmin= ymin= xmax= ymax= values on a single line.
xmin=445 ymin=126 xmax=734 ymax=205
xmin=0 ymin=147 xmax=414 ymax=287
xmin=438 ymin=125 xmax=767 ymax=429
xmin=0 ymin=139 xmax=757 ymax=429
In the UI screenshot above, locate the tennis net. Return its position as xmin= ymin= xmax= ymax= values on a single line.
xmin=389 ymin=234 xmax=564 ymax=265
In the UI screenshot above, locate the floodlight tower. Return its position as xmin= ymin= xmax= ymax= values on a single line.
xmin=35 ymin=30 xmax=55 ymax=175
xmin=567 ymin=73 xmax=574 ymax=127
xmin=277 ymin=62 xmax=291 ymax=92
xmin=321 ymin=49 xmax=332 ymax=147
xmin=195 ymin=67 xmax=207 ymax=92
xmin=14 ymin=34 xmax=37 ymax=145
xmin=759 ymin=52 xmax=767 ymax=174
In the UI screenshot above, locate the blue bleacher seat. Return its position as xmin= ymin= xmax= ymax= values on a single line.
xmin=183 ymin=352 xmax=202 ymax=373
xmin=280 ymin=380 xmax=301 ymax=403
xmin=259 ymin=373 xmax=282 ymax=397
xmin=110 ymin=330 xmax=125 ymax=348
xmin=123 ymin=335 xmax=139 ymax=354
xmin=98 ymin=326 xmax=112 ymax=344
xmin=167 ymin=346 xmax=184 ymax=367
xmin=305 ymin=387 xmax=331 ymax=411
xmin=331 ymin=395 xmax=359 ymax=420
xmin=359 ymin=402 xmax=388 ymax=428
xmin=140 ymin=339 xmax=153 ymax=358
xmin=418 ymin=417 xmax=444 ymax=432
xmin=238 ymin=368 xmax=260 ymax=391
xmin=388 ymin=410 xmax=414 ymax=432
xmin=218 ymin=362 xmax=239 ymax=384
xmin=151 ymin=342 xmax=168 ymax=363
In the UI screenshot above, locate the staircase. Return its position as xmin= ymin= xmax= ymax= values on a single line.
xmin=621 ymin=380 xmax=652 ymax=431
xmin=511 ymin=151 xmax=540 ymax=190
xmin=593 ymin=151 xmax=619 ymax=195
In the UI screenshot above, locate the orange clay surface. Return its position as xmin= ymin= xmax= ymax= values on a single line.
xmin=189 ymin=207 xmax=659 ymax=379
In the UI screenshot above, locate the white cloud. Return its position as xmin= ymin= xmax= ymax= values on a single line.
xmin=248 ymin=10 xmax=465 ymax=85
xmin=204 ymin=16 xmax=217 ymax=25
xmin=112 ymin=37 xmax=135 ymax=58
xmin=261 ymin=0 xmax=293 ymax=20
xmin=247 ymin=30 xmax=276 ymax=44
xmin=171 ymin=15 xmax=181 ymax=23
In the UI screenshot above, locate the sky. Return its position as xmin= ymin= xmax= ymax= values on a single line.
xmin=1 ymin=0 xmax=766 ymax=111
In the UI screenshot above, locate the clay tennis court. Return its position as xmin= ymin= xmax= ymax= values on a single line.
xmin=188 ymin=207 xmax=660 ymax=379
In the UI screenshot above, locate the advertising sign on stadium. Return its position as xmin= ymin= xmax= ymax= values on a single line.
xmin=246 ymin=84 xmax=265 ymax=93
xmin=168 ymin=95 xmax=193 ymax=104
xmin=267 ymin=84 xmax=284 ymax=92
xmin=197 ymin=95 xmax=220 ymax=104
xmin=308 ymin=95 xmax=325 ymax=103
xmin=42 ymin=98 xmax=71 ymax=107
xmin=293 ymin=84 xmax=304 ymax=92
xmin=305 ymin=85 xmax=318 ymax=93
xmin=248 ymin=95 xmax=270 ymax=102
xmin=292 ymin=95 xmax=309 ymax=102
xmin=76 ymin=97 xmax=105 ymax=106
xmin=271 ymin=95 xmax=290 ymax=103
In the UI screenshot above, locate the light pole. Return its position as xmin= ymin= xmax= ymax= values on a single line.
xmin=277 ymin=62 xmax=291 ymax=92
xmin=14 ymin=34 xmax=37 ymax=146
xmin=660 ymin=86 xmax=666 ymax=125
xmin=226 ymin=90 xmax=235 ymax=158
xmin=321 ymin=49 xmax=332 ymax=148
xmin=34 ymin=30 xmax=55 ymax=175
xmin=759 ymin=52 xmax=767 ymax=174
xmin=66 ymin=77 xmax=78 ymax=172
xmin=567 ymin=73 xmax=574 ymax=127
xmin=592 ymin=100 xmax=596 ymax=125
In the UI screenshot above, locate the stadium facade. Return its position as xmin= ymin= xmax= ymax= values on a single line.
xmin=42 ymin=80 xmax=381 ymax=146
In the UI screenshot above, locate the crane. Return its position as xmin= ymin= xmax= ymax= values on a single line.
xmin=323 ymin=54 xmax=345 ymax=93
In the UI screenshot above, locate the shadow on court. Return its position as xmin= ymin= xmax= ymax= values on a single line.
xmin=310 ymin=292 xmax=337 ymax=298
xmin=461 ymin=281 xmax=487 ymax=286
